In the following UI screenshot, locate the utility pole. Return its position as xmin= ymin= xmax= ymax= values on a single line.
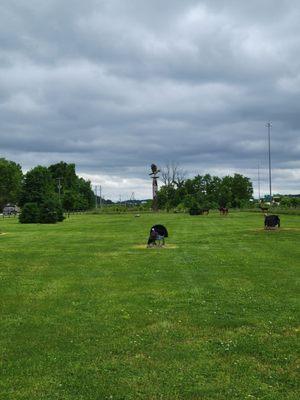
xmin=99 ymin=185 xmax=102 ymax=210
xmin=94 ymin=185 xmax=98 ymax=209
xmin=257 ymin=164 xmax=261 ymax=201
xmin=266 ymin=121 xmax=272 ymax=198
xmin=56 ymin=177 xmax=63 ymax=203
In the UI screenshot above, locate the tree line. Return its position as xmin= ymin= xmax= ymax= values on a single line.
xmin=157 ymin=171 xmax=254 ymax=211
xmin=0 ymin=158 xmax=94 ymax=222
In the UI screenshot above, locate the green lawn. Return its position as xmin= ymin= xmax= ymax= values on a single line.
xmin=0 ymin=212 xmax=299 ymax=400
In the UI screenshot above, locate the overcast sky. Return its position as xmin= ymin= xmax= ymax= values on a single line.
xmin=1 ymin=0 xmax=299 ymax=200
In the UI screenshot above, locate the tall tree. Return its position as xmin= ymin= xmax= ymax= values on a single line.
xmin=19 ymin=166 xmax=55 ymax=206
xmin=76 ymin=178 xmax=94 ymax=210
xmin=218 ymin=176 xmax=233 ymax=207
xmin=48 ymin=162 xmax=94 ymax=211
xmin=48 ymin=162 xmax=77 ymax=194
xmin=0 ymin=158 xmax=23 ymax=209
xmin=230 ymin=173 xmax=253 ymax=207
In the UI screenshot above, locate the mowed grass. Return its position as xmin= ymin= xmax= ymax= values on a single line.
xmin=0 ymin=212 xmax=299 ymax=400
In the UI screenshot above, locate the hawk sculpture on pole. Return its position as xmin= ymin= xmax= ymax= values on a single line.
xmin=150 ymin=164 xmax=159 ymax=175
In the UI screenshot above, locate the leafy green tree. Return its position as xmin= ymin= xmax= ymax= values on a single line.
xmin=157 ymin=186 xmax=169 ymax=209
xmin=279 ymin=197 xmax=290 ymax=208
xmin=183 ymin=194 xmax=197 ymax=209
xmin=218 ymin=176 xmax=233 ymax=207
xmin=0 ymin=158 xmax=23 ymax=209
xmin=48 ymin=162 xmax=95 ymax=211
xmin=62 ymin=190 xmax=77 ymax=211
xmin=157 ymin=185 xmax=177 ymax=210
xmin=174 ymin=186 xmax=187 ymax=207
xmin=206 ymin=176 xmax=222 ymax=204
xmin=290 ymin=197 xmax=300 ymax=208
xmin=48 ymin=162 xmax=77 ymax=194
xmin=76 ymin=178 xmax=94 ymax=210
xmin=20 ymin=166 xmax=55 ymax=206
xmin=188 ymin=197 xmax=201 ymax=215
xmin=230 ymin=174 xmax=253 ymax=207
xmin=74 ymin=194 xmax=89 ymax=211
xmin=280 ymin=196 xmax=300 ymax=208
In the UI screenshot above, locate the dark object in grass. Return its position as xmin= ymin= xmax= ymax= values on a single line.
xmin=219 ymin=207 xmax=229 ymax=215
xmin=200 ymin=208 xmax=209 ymax=215
xmin=189 ymin=208 xmax=209 ymax=215
xmin=264 ymin=214 xmax=280 ymax=229
xmin=147 ymin=224 xmax=168 ymax=247
xmin=189 ymin=208 xmax=201 ymax=215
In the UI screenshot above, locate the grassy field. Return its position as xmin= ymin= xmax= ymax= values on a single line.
xmin=0 ymin=212 xmax=299 ymax=400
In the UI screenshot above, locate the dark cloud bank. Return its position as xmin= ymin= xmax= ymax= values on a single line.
xmin=1 ymin=0 xmax=299 ymax=199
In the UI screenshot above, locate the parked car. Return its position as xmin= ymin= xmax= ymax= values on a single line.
xmin=2 ymin=204 xmax=20 ymax=216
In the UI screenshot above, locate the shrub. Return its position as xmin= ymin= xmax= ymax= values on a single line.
xmin=19 ymin=203 xmax=40 ymax=223
xmin=39 ymin=199 xmax=65 ymax=223
xmin=174 ymin=203 xmax=186 ymax=213
xmin=189 ymin=205 xmax=202 ymax=215
xmin=56 ymin=203 xmax=65 ymax=222
xmin=188 ymin=198 xmax=201 ymax=215
xmin=189 ymin=207 xmax=201 ymax=215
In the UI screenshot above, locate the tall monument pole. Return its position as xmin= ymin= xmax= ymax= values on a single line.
xmin=149 ymin=164 xmax=160 ymax=211
xmin=266 ymin=121 xmax=272 ymax=198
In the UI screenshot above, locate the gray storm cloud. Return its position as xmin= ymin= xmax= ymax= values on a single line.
xmin=0 ymin=0 xmax=299 ymax=199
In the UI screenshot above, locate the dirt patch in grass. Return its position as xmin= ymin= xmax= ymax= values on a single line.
xmin=133 ymin=243 xmax=178 ymax=249
xmin=251 ymin=228 xmax=300 ymax=233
